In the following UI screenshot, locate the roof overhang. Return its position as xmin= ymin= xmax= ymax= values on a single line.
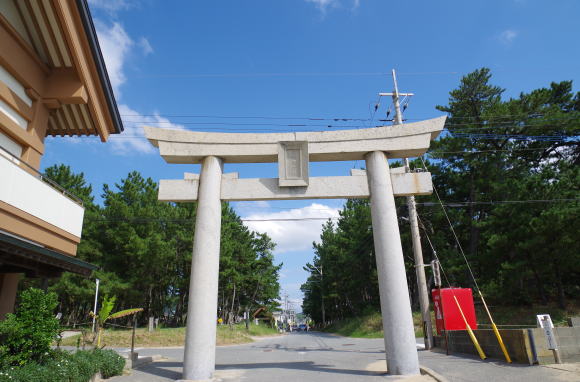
xmin=75 ymin=0 xmax=123 ymax=136
xmin=0 ymin=0 xmax=123 ymax=139
xmin=0 ymin=232 xmax=97 ymax=278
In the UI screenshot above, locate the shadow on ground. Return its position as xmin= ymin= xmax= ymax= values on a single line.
xmin=134 ymin=360 xmax=387 ymax=380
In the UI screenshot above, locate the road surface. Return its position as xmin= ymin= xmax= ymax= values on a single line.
xmin=110 ymin=331 xmax=580 ymax=382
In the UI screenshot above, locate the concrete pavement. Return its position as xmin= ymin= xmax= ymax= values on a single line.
xmin=109 ymin=332 xmax=580 ymax=382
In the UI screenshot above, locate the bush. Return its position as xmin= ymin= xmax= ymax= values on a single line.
xmin=93 ymin=349 xmax=125 ymax=378
xmin=0 ymin=349 xmax=125 ymax=382
xmin=0 ymin=288 xmax=59 ymax=367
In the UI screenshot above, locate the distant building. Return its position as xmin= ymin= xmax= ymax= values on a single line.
xmin=0 ymin=0 xmax=122 ymax=318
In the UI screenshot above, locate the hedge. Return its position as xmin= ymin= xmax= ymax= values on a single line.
xmin=0 ymin=349 xmax=125 ymax=382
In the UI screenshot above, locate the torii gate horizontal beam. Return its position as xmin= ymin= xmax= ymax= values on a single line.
xmin=159 ymin=169 xmax=433 ymax=202
xmin=143 ymin=116 xmax=445 ymax=164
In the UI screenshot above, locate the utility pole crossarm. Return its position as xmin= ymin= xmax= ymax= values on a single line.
xmin=379 ymin=92 xmax=415 ymax=97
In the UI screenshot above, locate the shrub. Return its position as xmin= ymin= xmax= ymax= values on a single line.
xmin=93 ymin=349 xmax=125 ymax=378
xmin=0 ymin=349 xmax=125 ymax=382
xmin=0 ymin=288 xmax=59 ymax=367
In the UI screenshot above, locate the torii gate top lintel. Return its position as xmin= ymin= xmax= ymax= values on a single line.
xmin=143 ymin=116 xmax=446 ymax=165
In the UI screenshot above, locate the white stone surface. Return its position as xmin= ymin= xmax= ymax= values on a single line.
xmin=182 ymin=156 xmax=223 ymax=381
xmin=278 ymin=141 xmax=309 ymax=187
xmin=0 ymin=152 xmax=84 ymax=237
xmin=365 ymin=150 xmax=420 ymax=375
xmin=158 ymin=172 xmax=432 ymax=202
xmin=143 ymin=116 xmax=445 ymax=164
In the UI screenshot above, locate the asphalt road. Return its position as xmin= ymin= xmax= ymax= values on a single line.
xmin=110 ymin=332 xmax=580 ymax=382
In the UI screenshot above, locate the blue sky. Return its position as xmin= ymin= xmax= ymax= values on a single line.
xmin=43 ymin=0 xmax=580 ymax=311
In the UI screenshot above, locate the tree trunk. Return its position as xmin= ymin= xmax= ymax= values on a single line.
xmin=553 ymin=258 xmax=566 ymax=309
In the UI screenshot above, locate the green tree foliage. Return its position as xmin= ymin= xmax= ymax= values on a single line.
xmin=302 ymin=69 xmax=579 ymax=322
xmin=41 ymin=168 xmax=280 ymax=327
xmin=301 ymin=200 xmax=379 ymax=323
xmin=0 ymin=288 xmax=59 ymax=367
xmin=219 ymin=205 xmax=281 ymax=323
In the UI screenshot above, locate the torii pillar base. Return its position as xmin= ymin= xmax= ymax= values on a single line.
xmin=365 ymin=150 xmax=420 ymax=375
xmin=182 ymin=156 xmax=223 ymax=381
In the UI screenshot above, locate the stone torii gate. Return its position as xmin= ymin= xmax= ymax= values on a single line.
xmin=144 ymin=116 xmax=445 ymax=381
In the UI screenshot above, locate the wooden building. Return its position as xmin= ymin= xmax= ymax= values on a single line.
xmin=0 ymin=0 xmax=122 ymax=318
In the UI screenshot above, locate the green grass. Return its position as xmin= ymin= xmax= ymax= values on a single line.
xmin=474 ymin=303 xmax=580 ymax=328
xmin=245 ymin=322 xmax=280 ymax=337
xmin=58 ymin=323 xmax=279 ymax=348
xmin=323 ymin=311 xmax=426 ymax=338
xmin=323 ymin=304 xmax=580 ymax=339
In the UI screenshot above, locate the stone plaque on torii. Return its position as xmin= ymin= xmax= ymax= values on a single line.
xmin=144 ymin=115 xmax=445 ymax=381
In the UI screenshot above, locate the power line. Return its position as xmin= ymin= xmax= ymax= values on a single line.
xmin=426 ymin=147 xmax=561 ymax=156
xmin=121 ymin=114 xmax=373 ymax=122
xmin=83 ymin=198 xmax=579 ymax=224
xmin=415 ymin=198 xmax=580 ymax=207
xmin=418 ymin=156 xmax=482 ymax=294
xmin=118 ymin=112 xmax=579 ymax=123
xmin=133 ymin=71 xmax=461 ymax=79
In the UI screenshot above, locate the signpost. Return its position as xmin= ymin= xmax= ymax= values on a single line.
xmin=537 ymin=314 xmax=561 ymax=363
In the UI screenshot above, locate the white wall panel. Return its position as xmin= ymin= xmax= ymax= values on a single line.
xmin=0 ymin=154 xmax=84 ymax=237
xmin=0 ymin=100 xmax=28 ymax=130
xmin=0 ymin=131 xmax=22 ymax=158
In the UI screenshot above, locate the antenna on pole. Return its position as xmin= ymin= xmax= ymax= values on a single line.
xmin=379 ymin=69 xmax=414 ymax=125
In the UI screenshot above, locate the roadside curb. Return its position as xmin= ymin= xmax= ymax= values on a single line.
xmin=420 ymin=365 xmax=449 ymax=382
xmin=121 ymin=353 xmax=164 ymax=370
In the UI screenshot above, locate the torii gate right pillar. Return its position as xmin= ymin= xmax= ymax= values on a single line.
xmin=366 ymin=150 xmax=420 ymax=375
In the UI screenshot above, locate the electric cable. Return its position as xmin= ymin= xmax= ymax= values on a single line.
xmin=419 ymin=156 xmax=514 ymax=362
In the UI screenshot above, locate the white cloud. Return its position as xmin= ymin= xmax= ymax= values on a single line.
xmin=243 ymin=203 xmax=340 ymax=253
xmin=306 ymin=0 xmax=339 ymax=12
xmin=138 ymin=37 xmax=154 ymax=55
xmin=88 ymin=0 xmax=134 ymax=14
xmin=305 ymin=0 xmax=360 ymax=13
xmin=89 ymin=19 xmax=185 ymax=155
xmin=94 ymin=20 xmax=133 ymax=96
xmin=109 ymin=104 xmax=185 ymax=155
xmin=498 ymin=29 xmax=518 ymax=46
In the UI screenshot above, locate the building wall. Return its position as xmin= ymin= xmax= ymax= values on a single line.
xmin=0 ymin=13 xmax=82 ymax=256
xmin=0 ymin=273 xmax=19 ymax=320
xmin=0 ymin=0 xmax=120 ymax=319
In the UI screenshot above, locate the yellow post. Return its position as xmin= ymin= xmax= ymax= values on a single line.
xmin=479 ymin=291 xmax=512 ymax=363
xmin=453 ymin=295 xmax=486 ymax=360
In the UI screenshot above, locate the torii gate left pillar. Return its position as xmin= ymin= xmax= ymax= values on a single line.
xmin=144 ymin=116 xmax=445 ymax=381
xmin=182 ymin=156 xmax=223 ymax=380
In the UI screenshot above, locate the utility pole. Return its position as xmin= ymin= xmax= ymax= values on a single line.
xmin=91 ymin=278 xmax=100 ymax=333
xmin=380 ymin=69 xmax=434 ymax=349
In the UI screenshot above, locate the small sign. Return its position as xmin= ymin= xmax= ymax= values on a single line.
xmin=278 ymin=141 xmax=309 ymax=187
xmin=537 ymin=314 xmax=558 ymax=350
xmin=537 ymin=314 xmax=554 ymax=328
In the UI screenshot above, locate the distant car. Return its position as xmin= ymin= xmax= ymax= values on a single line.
xmin=298 ymin=324 xmax=307 ymax=332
